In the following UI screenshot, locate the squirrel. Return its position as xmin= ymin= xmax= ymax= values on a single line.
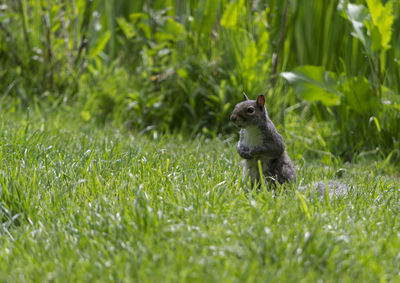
xmin=230 ymin=93 xmax=296 ymax=188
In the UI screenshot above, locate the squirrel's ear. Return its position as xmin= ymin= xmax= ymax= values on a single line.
xmin=256 ymin=95 xmax=265 ymax=108
xmin=243 ymin=92 xmax=249 ymax=101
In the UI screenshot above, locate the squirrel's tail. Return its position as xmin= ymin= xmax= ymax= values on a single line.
xmin=299 ymin=180 xmax=351 ymax=199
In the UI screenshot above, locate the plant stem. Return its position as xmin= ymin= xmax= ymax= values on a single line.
xmin=17 ymin=0 xmax=31 ymax=59
xmin=270 ymin=0 xmax=289 ymax=87
xmin=75 ymin=0 xmax=94 ymax=68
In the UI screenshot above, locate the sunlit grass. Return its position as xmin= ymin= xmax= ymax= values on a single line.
xmin=0 ymin=110 xmax=399 ymax=282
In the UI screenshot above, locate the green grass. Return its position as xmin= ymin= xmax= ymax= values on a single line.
xmin=0 ymin=109 xmax=399 ymax=282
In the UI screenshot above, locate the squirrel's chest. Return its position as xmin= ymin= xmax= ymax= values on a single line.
xmin=241 ymin=126 xmax=263 ymax=148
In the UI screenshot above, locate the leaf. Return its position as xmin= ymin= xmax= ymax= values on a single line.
xmin=365 ymin=23 xmax=382 ymax=52
xmin=366 ymin=0 xmax=393 ymax=51
xmin=339 ymin=2 xmax=371 ymax=54
xmin=129 ymin=12 xmax=149 ymax=23
xmin=138 ymin=22 xmax=151 ymax=39
xmin=281 ymin=66 xmax=341 ymax=106
xmin=256 ymin=30 xmax=269 ymax=55
xmin=177 ymin=68 xmax=188 ymax=79
xmin=369 ymin=116 xmax=381 ymax=132
xmin=81 ymin=110 xmax=91 ymax=121
xmin=155 ymin=31 xmax=175 ymax=42
xmin=340 ymin=0 xmax=393 ymax=53
xmin=243 ymin=41 xmax=258 ymax=71
xmin=221 ymin=0 xmax=244 ymax=29
xmin=165 ymin=18 xmax=185 ymax=39
xmin=222 ymin=102 xmax=231 ymax=114
xmin=296 ymin=192 xmax=311 ymax=220
xmin=89 ymin=31 xmax=110 ymax=57
xmin=195 ymin=0 xmax=219 ymax=34
xmin=341 ymin=76 xmax=378 ymax=115
xmin=117 ymin=17 xmax=135 ymax=39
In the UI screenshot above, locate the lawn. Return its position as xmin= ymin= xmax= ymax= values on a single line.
xmin=1 ymin=0 xmax=399 ymax=281
xmin=0 ymin=110 xmax=399 ymax=282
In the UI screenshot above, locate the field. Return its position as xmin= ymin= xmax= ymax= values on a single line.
xmin=1 ymin=0 xmax=399 ymax=281
xmin=1 ymin=108 xmax=399 ymax=282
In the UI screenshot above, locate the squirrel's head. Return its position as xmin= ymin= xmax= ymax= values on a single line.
xmin=230 ymin=93 xmax=267 ymax=128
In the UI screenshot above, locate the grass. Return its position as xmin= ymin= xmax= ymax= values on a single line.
xmin=0 ymin=108 xmax=399 ymax=282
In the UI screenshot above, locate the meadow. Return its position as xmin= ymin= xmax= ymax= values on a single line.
xmin=1 ymin=0 xmax=400 ymax=281
xmin=0 ymin=107 xmax=399 ymax=282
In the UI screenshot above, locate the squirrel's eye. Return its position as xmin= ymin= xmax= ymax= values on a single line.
xmin=247 ymin=107 xmax=255 ymax=114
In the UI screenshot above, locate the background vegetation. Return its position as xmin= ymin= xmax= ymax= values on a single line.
xmin=1 ymin=0 xmax=399 ymax=161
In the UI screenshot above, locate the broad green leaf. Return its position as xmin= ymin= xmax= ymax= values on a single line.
xmin=339 ymin=3 xmax=371 ymax=54
xmin=281 ymin=66 xmax=341 ymax=106
xmin=165 ymin=18 xmax=185 ymax=39
xmin=342 ymin=3 xmax=368 ymax=22
xmin=155 ymin=31 xmax=175 ymax=42
xmin=366 ymin=0 xmax=393 ymax=51
xmin=90 ymin=31 xmax=110 ymax=57
xmin=117 ymin=17 xmax=135 ymax=39
xmin=341 ymin=76 xmax=378 ymax=115
xmin=221 ymin=0 xmax=245 ymax=29
xmin=129 ymin=12 xmax=148 ymax=23
xmin=138 ymin=22 xmax=151 ymax=39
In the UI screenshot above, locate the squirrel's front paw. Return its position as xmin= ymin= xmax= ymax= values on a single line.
xmin=239 ymin=151 xmax=252 ymax=159
xmin=238 ymin=145 xmax=252 ymax=159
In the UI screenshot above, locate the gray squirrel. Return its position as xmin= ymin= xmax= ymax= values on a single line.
xmin=230 ymin=93 xmax=296 ymax=187
xmin=230 ymin=93 xmax=351 ymax=198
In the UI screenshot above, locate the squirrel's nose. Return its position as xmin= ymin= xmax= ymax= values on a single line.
xmin=230 ymin=114 xmax=237 ymax=122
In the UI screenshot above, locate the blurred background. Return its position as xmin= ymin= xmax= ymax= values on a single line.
xmin=0 ymin=0 xmax=399 ymax=162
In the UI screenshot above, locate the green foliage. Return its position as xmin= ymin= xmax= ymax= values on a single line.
xmin=338 ymin=0 xmax=395 ymax=94
xmin=281 ymin=0 xmax=399 ymax=159
xmin=0 ymin=0 xmax=399 ymax=161
xmin=365 ymin=0 xmax=393 ymax=51
xmin=281 ymin=66 xmax=341 ymax=106
xmin=282 ymin=64 xmax=399 ymax=157
xmin=0 ymin=0 xmax=97 ymax=98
